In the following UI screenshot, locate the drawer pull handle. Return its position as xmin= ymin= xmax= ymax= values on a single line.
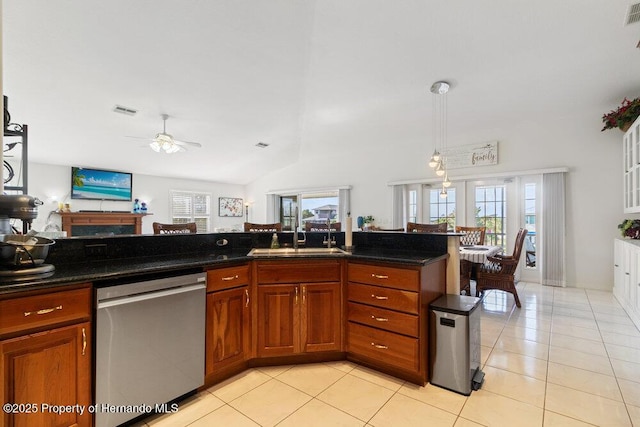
xmin=245 ymin=289 xmax=250 ymax=307
xmin=371 ymin=274 xmax=389 ymax=279
xmin=371 ymin=294 xmax=389 ymax=300
xmin=222 ymin=275 xmax=239 ymax=281
xmin=82 ymin=327 xmax=87 ymax=356
xmin=371 ymin=315 xmax=389 ymax=322
xmin=24 ymin=305 xmax=63 ymax=317
xmin=370 ymin=342 xmax=388 ymax=349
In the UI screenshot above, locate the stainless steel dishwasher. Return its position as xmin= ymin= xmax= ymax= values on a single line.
xmin=95 ymin=272 xmax=206 ymax=427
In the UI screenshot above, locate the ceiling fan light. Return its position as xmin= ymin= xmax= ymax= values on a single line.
xmin=149 ymin=141 xmax=161 ymax=152
xmin=165 ymin=143 xmax=181 ymax=154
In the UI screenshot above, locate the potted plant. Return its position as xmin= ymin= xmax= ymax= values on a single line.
xmin=618 ymin=219 xmax=640 ymax=239
xmin=602 ymin=97 xmax=640 ymax=132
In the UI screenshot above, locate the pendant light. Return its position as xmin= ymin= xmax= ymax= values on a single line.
xmin=428 ymin=80 xmax=451 ymax=197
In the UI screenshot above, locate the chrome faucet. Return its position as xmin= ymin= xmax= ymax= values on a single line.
xmin=323 ymin=219 xmax=335 ymax=248
xmin=293 ymin=224 xmax=306 ymax=249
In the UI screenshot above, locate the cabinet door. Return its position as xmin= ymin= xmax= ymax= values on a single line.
xmin=206 ymin=286 xmax=251 ymax=376
xmin=301 ymin=282 xmax=342 ymax=353
xmin=1 ymin=322 xmax=91 ymax=427
xmin=257 ymin=284 xmax=300 ymax=357
xmin=614 ymin=239 xmax=624 ymax=299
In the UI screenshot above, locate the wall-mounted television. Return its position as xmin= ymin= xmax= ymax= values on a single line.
xmin=71 ymin=167 xmax=133 ymax=201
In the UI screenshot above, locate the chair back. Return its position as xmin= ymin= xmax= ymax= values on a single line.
xmin=305 ymin=222 xmax=342 ymax=232
xmin=244 ymin=222 xmax=282 ymax=232
xmin=455 ymin=226 xmax=486 ymax=245
xmin=153 ymin=222 xmax=197 ymax=234
xmin=407 ymin=222 xmax=447 ymax=233
xmin=511 ymin=228 xmax=529 ymax=264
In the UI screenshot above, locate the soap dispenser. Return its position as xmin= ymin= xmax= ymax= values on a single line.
xmin=270 ymin=233 xmax=280 ymax=249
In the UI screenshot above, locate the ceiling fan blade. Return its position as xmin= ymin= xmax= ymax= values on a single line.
xmin=173 ymin=139 xmax=202 ymax=148
xmin=124 ymin=135 xmax=154 ymax=141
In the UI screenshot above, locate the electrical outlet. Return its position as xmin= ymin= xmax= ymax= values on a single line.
xmin=84 ymin=243 xmax=107 ymax=257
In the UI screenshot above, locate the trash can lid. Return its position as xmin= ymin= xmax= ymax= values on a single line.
xmin=430 ymin=294 xmax=481 ymax=316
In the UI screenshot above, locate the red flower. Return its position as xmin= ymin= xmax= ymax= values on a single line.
xmin=602 ymin=97 xmax=640 ymax=131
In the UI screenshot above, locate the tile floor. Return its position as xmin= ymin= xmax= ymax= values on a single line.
xmin=135 ymin=283 xmax=640 ymax=426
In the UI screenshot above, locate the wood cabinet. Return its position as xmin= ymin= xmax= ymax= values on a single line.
xmin=623 ymin=115 xmax=640 ymax=213
xmin=0 ymin=285 xmax=92 ymax=427
xmin=255 ymin=259 xmax=342 ymax=357
xmin=346 ymin=260 xmax=446 ymax=385
xmin=613 ymin=238 xmax=640 ymax=330
xmin=205 ymin=264 xmax=251 ymax=384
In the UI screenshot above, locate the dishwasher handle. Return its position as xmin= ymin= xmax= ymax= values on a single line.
xmin=97 ymin=283 xmax=205 ymax=309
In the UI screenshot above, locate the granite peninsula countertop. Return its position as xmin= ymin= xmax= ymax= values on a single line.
xmin=0 ymin=247 xmax=448 ymax=296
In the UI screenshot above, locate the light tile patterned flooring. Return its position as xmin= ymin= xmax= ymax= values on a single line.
xmin=136 ymin=283 xmax=640 ymax=426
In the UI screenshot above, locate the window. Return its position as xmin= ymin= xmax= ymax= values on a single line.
xmin=475 ymin=185 xmax=506 ymax=247
xmin=429 ymin=188 xmax=456 ymax=229
xmin=408 ymin=189 xmax=418 ymax=223
xmin=170 ymin=191 xmax=211 ymax=232
xmin=280 ymin=191 xmax=339 ymax=229
xmin=524 ymin=183 xmax=537 ymax=269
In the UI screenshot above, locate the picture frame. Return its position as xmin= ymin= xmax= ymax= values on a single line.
xmin=218 ymin=197 xmax=243 ymax=217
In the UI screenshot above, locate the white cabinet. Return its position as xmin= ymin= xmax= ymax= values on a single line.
xmin=613 ymin=238 xmax=640 ymax=329
xmin=623 ymin=115 xmax=640 ymax=213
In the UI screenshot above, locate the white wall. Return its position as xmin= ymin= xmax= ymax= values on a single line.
xmin=246 ymin=109 xmax=627 ymax=291
xmin=24 ymin=162 xmax=245 ymax=234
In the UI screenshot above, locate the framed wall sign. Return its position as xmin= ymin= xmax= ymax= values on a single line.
xmin=218 ymin=197 xmax=243 ymax=217
xmin=442 ymin=141 xmax=498 ymax=169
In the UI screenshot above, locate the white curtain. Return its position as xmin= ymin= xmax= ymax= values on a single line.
xmin=391 ymin=185 xmax=405 ymax=229
xmin=266 ymin=194 xmax=281 ymax=223
xmin=541 ymin=172 xmax=566 ymax=287
xmin=338 ymin=188 xmax=351 ymax=224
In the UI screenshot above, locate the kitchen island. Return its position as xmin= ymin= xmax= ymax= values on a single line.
xmin=0 ymin=231 xmax=449 ymax=427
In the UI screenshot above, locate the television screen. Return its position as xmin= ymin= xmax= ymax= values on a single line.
xmin=71 ymin=167 xmax=133 ymax=201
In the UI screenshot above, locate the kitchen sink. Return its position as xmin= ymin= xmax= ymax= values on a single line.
xmin=247 ymin=247 xmax=348 ymax=257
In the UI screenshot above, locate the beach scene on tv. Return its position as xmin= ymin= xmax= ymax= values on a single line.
xmin=72 ymin=167 xmax=132 ymax=201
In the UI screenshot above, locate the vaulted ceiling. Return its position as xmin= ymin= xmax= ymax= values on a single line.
xmin=3 ymin=1 xmax=639 ymax=185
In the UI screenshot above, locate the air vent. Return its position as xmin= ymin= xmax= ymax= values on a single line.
xmin=112 ymin=105 xmax=138 ymax=116
xmin=626 ymin=2 xmax=640 ymax=25
xmin=255 ymin=142 xmax=269 ymax=148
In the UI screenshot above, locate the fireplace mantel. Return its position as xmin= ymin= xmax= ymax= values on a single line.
xmin=60 ymin=212 xmax=149 ymax=236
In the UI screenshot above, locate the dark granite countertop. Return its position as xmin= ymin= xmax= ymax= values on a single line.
xmin=0 ymin=231 xmax=450 ymax=296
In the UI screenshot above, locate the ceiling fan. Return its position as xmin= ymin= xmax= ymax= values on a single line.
xmin=127 ymin=114 xmax=202 ymax=154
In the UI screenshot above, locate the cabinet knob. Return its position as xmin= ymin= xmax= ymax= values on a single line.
xmin=370 ymin=342 xmax=388 ymax=349
xmin=371 ymin=294 xmax=389 ymax=300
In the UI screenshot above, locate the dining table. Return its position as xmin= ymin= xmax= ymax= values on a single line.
xmin=459 ymin=245 xmax=503 ymax=264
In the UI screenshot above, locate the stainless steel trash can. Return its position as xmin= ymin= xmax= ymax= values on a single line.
xmin=430 ymin=294 xmax=484 ymax=395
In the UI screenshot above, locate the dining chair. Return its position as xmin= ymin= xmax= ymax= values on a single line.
xmin=406 ymin=222 xmax=448 ymax=233
xmin=475 ymin=228 xmax=528 ymax=307
xmin=152 ymin=222 xmax=197 ymax=234
xmin=244 ymin=222 xmax=282 ymax=232
xmin=455 ymin=226 xmax=486 ymax=246
xmin=304 ymin=222 xmax=342 ymax=232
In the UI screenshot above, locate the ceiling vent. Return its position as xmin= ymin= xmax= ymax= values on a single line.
xmin=626 ymin=2 xmax=640 ymax=25
xmin=113 ymin=105 xmax=138 ymax=116
xmin=255 ymin=142 xmax=269 ymax=148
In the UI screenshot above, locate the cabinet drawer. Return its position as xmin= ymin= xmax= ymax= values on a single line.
xmin=207 ymin=264 xmax=250 ymax=292
xmin=0 ymin=287 xmax=91 ymax=337
xmin=348 ymin=283 xmax=418 ymax=314
xmin=347 ymin=301 xmax=418 ymax=337
xmin=348 ymin=263 xmax=419 ymax=291
xmin=257 ymin=260 xmax=341 ymax=284
xmin=348 ymin=322 xmax=419 ymax=372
